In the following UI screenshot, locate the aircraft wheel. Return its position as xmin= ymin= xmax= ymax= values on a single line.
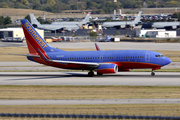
xmin=88 ymin=71 xmax=94 ymax=77
xmin=97 ymin=72 xmax=103 ymax=76
xmin=151 ymin=71 xmax=155 ymax=76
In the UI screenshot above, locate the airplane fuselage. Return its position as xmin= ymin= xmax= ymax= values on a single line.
xmin=28 ymin=50 xmax=171 ymax=71
xmin=102 ymin=21 xmax=137 ymax=28
xmin=37 ymin=24 xmax=79 ymax=31
xmin=142 ymin=22 xmax=180 ymax=30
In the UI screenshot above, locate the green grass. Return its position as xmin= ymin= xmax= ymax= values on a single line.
xmin=1 ymin=85 xmax=180 ymax=118
xmin=0 ymin=104 xmax=180 ymax=117
xmin=0 ymin=85 xmax=180 ymax=100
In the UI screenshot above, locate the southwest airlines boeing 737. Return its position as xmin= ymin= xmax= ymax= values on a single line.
xmin=21 ymin=19 xmax=171 ymax=77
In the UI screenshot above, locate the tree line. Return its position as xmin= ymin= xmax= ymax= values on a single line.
xmin=0 ymin=0 xmax=180 ymax=14
xmin=0 ymin=16 xmax=12 ymax=25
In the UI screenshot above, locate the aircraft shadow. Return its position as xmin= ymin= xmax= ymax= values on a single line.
xmin=0 ymin=72 xmax=180 ymax=81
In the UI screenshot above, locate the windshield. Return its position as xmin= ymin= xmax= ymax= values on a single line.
xmin=155 ymin=55 xmax=164 ymax=57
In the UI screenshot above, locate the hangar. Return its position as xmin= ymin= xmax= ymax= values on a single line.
xmin=0 ymin=28 xmax=44 ymax=42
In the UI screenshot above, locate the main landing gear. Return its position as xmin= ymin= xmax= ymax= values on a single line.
xmin=151 ymin=71 xmax=155 ymax=76
xmin=88 ymin=70 xmax=103 ymax=77
xmin=88 ymin=70 xmax=94 ymax=77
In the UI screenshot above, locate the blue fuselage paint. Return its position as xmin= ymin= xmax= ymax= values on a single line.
xmin=27 ymin=49 xmax=171 ymax=70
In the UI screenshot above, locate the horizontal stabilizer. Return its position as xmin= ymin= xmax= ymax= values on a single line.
xmin=9 ymin=53 xmax=40 ymax=58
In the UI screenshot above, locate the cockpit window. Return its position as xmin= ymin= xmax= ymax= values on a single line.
xmin=155 ymin=55 xmax=164 ymax=57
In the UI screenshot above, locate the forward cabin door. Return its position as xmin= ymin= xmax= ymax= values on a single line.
xmin=145 ymin=53 xmax=150 ymax=62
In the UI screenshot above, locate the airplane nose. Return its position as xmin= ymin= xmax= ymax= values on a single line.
xmin=164 ymin=57 xmax=172 ymax=65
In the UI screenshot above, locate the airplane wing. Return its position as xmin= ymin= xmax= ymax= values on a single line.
xmin=51 ymin=59 xmax=99 ymax=68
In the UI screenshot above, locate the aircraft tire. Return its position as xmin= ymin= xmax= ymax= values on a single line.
xmin=88 ymin=71 xmax=94 ymax=77
xmin=151 ymin=71 xmax=155 ymax=76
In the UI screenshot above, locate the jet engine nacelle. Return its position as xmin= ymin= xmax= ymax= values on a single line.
xmin=97 ymin=64 xmax=118 ymax=74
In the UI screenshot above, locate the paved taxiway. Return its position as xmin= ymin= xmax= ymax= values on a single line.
xmin=0 ymin=62 xmax=180 ymax=70
xmin=0 ymin=99 xmax=179 ymax=105
xmin=0 ymin=72 xmax=179 ymax=86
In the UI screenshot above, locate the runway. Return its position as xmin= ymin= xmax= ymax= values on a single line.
xmin=0 ymin=72 xmax=179 ymax=86
xmin=0 ymin=99 xmax=179 ymax=105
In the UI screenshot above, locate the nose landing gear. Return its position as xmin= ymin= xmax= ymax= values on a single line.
xmin=151 ymin=71 xmax=155 ymax=76
xmin=151 ymin=67 xmax=161 ymax=76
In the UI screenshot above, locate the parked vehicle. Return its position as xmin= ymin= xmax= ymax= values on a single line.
xmin=1 ymin=37 xmax=25 ymax=42
xmin=51 ymin=37 xmax=63 ymax=42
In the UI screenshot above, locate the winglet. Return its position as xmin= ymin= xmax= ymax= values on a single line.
xmin=95 ymin=43 xmax=101 ymax=51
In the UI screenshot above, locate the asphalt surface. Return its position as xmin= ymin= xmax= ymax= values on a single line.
xmin=0 ymin=99 xmax=179 ymax=105
xmin=0 ymin=72 xmax=179 ymax=86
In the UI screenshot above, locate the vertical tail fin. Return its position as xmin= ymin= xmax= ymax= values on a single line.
xmin=21 ymin=19 xmax=52 ymax=55
xmin=29 ymin=13 xmax=40 ymax=26
xmin=134 ymin=11 xmax=142 ymax=23
xmin=81 ymin=12 xmax=91 ymax=23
